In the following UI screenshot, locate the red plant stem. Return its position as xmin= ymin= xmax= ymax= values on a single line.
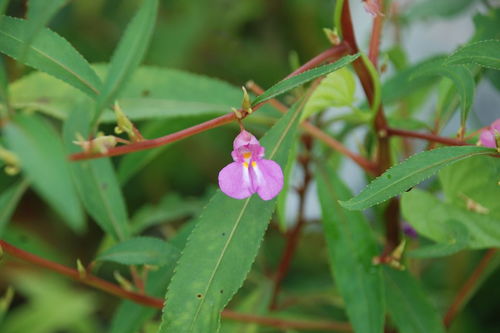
xmin=340 ymin=0 xmax=398 ymax=251
xmin=368 ymin=1 xmax=384 ymax=67
xmin=70 ymin=43 xmax=350 ymax=162
xmin=387 ymin=127 xmax=468 ymax=146
xmin=246 ymin=82 xmax=378 ymax=175
xmin=0 ymin=239 xmax=351 ymax=331
xmin=0 ymin=239 xmax=163 ymax=308
xmin=269 ymin=135 xmax=313 ymax=310
xmin=443 ymin=249 xmax=498 ymax=328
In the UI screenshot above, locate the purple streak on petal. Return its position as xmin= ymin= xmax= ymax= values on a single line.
xmin=251 ymin=159 xmax=284 ymax=201
xmin=403 ymin=222 xmax=418 ymax=238
xmin=480 ymin=128 xmax=496 ymax=148
xmin=218 ymin=162 xmax=254 ymax=199
xmin=233 ymin=130 xmax=259 ymax=150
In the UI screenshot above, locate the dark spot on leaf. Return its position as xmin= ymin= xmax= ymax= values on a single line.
xmin=220 ymin=290 xmax=223 ymax=294
xmin=405 ymin=187 xmax=413 ymax=192
xmin=36 ymin=97 xmax=50 ymax=104
xmin=196 ymin=293 xmax=203 ymax=298
xmin=142 ymin=89 xmax=151 ymax=97
xmin=387 ymin=174 xmax=392 ymax=179
xmin=101 ymin=182 xmax=108 ymax=190
xmin=221 ymin=232 xmax=226 ymax=236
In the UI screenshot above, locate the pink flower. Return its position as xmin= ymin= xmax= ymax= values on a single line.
xmin=218 ymin=130 xmax=284 ymax=200
xmin=479 ymin=119 xmax=500 ymax=148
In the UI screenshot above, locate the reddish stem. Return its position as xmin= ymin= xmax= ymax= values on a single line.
xmin=70 ymin=44 xmax=350 ymax=162
xmin=387 ymin=127 xmax=468 ymax=146
xmin=368 ymin=1 xmax=384 ymax=68
xmin=246 ymin=82 xmax=378 ymax=175
xmin=444 ymin=249 xmax=498 ymax=328
xmin=0 ymin=239 xmax=351 ymax=331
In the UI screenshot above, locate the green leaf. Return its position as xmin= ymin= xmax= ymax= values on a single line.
xmin=276 ymin=142 xmax=297 ymax=232
xmin=4 ymin=113 xmax=85 ymax=232
xmin=408 ymin=220 xmax=468 ymax=258
xmin=131 ymin=193 xmax=205 ymax=234
xmin=0 ymin=15 xmax=102 ymax=97
xmin=63 ymin=101 xmax=129 ymax=241
xmin=316 ymin=164 xmax=385 ymax=333
xmin=446 ymin=40 xmax=500 ymax=70
xmin=251 ymin=54 xmax=360 ymax=106
xmin=0 ymin=178 xmax=28 ymax=237
xmin=382 ymin=56 xmax=445 ymax=105
xmin=0 ymin=56 xmax=8 ymax=111
xmin=340 ymin=146 xmax=494 ymax=211
xmin=412 ymin=60 xmax=475 ymax=126
xmin=402 ymin=189 xmax=500 ymax=249
xmin=97 ymin=236 xmax=179 ymax=266
xmin=158 ymin=103 xmax=302 ymax=333
xmin=384 ymin=267 xmax=446 ymax=333
xmin=96 ymin=0 xmax=158 ymax=114
xmin=439 ymin=155 xmax=500 ymax=220
xmin=21 ymin=0 xmax=69 ymax=61
xmin=301 ymin=67 xmax=356 ymax=119
xmin=9 ymin=65 xmax=249 ymax=122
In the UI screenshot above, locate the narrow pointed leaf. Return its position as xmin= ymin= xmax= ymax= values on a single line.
xmin=446 ymin=40 xmax=500 ymax=70
xmin=316 ymin=164 xmax=384 ymax=333
xmin=4 ymin=114 xmax=85 ymax=232
xmin=21 ymin=0 xmax=69 ymax=61
xmin=0 ymin=178 xmax=29 ymax=237
xmin=97 ymin=0 xmax=158 ymax=113
xmin=96 ymin=237 xmax=179 ymax=266
xmin=251 ymin=54 xmax=360 ymax=106
xmin=412 ymin=60 xmax=475 ymax=125
xmin=158 ymin=104 xmax=302 ymax=333
xmin=63 ymin=101 xmax=129 ymax=241
xmin=384 ymin=267 xmax=446 ymax=333
xmin=340 ymin=146 xmax=494 ymax=211
xmin=0 ymin=15 xmax=102 ymax=97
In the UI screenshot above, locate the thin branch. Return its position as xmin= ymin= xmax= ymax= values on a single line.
xmin=69 ymin=43 xmax=350 ymax=162
xmin=444 ymin=249 xmax=498 ymax=328
xmin=387 ymin=127 xmax=468 ymax=146
xmin=368 ymin=0 xmax=385 ymax=67
xmin=246 ymin=82 xmax=378 ymax=175
xmin=0 ymin=239 xmax=351 ymax=331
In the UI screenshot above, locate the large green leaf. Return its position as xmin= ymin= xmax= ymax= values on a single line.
xmin=301 ymin=67 xmax=356 ymax=119
xmin=412 ymin=60 xmax=475 ymax=125
xmin=96 ymin=0 xmax=158 ymax=115
xmin=439 ymin=155 xmax=500 ymax=220
xmin=96 ymin=236 xmax=179 ymax=266
xmin=9 ymin=66 xmax=255 ymax=122
xmin=251 ymin=54 xmax=360 ymax=106
xmin=21 ymin=0 xmax=69 ymax=61
xmin=0 ymin=15 xmax=102 ymax=97
xmin=408 ymin=220 xmax=468 ymax=258
xmin=63 ymin=101 xmax=129 ymax=241
xmin=316 ymin=164 xmax=384 ymax=333
xmin=402 ymin=189 xmax=500 ymax=249
xmin=158 ymin=104 xmax=302 ymax=333
xmin=4 ymin=113 xmax=85 ymax=232
xmin=0 ymin=178 xmax=28 ymax=237
xmin=340 ymin=146 xmax=494 ymax=211
xmin=446 ymin=40 xmax=500 ymax=70
xmin=384 ymin=267 xmax=446 ymax=333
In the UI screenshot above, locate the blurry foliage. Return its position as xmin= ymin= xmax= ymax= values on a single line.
xmin=0 ymin=0 xmax=499 ymax=333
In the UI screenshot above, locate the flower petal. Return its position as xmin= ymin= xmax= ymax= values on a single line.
xmin=218 ymin=162 xmax=254 ymax=199
xmin=251 ymin=159 xmax=283 ymax=200
xmin=233 ymin=130 xmax=259 ymax=150
xmin=480 ymin=128 xmax=496 ymax=148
